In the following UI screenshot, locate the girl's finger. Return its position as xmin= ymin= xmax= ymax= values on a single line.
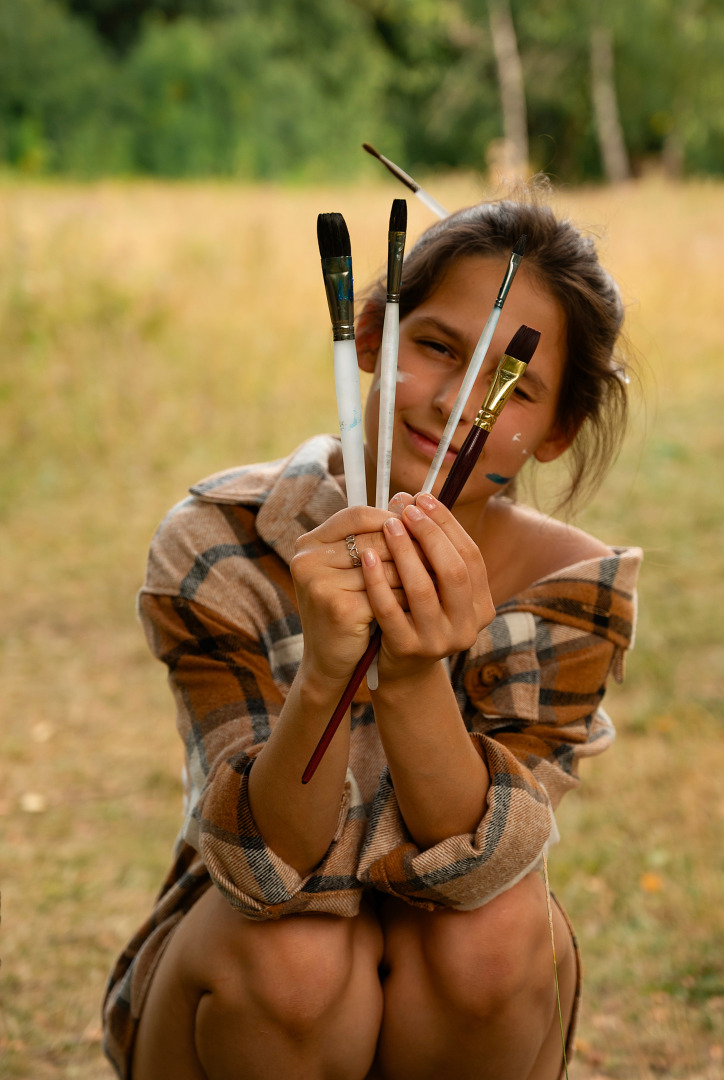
xmin=360 ymin=548 xmax=414 ymax=639
xmin=412 ymin=493 xmax=488 ymax=594
xmin=381 ymin=515 xmax=443 ymax=625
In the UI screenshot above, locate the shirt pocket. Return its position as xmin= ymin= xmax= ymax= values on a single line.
xmin=462 ymin=611 xmax=540 ymax=726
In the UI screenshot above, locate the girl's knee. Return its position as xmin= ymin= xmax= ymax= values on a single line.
xmin=386 ymin=873 xmax=564 ymax=1019
xmin=193 ymin=889 xmax=383 ymax=1035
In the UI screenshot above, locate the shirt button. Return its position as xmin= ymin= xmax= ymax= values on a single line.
xmin=481 ymin=662 xmax=505 ymax=686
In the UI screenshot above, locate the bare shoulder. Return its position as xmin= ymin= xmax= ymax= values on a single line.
xmin=483 ymin=499 xmax=612 ymax=603
xmin=515 ymin=502 xmax=611 ymax=573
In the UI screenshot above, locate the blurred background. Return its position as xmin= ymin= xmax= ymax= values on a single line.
xmin=1 ymin=2 xmax=723 ymax=1078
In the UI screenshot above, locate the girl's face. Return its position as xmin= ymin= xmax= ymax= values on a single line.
xmin=360 ymin=255 xmax=571 ymax=522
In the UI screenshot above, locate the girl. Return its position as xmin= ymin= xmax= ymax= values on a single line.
xmin=103 ymin=198 xmax=642 ymax=1080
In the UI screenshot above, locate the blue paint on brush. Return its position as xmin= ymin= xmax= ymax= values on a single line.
xmin=486 ymin=472 xmax=512 ymax=485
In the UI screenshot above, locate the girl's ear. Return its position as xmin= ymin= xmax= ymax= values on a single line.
xmin=533 ymin=421 xmax=578 ymax=463
xmin=356 ymin=301 xmax=383 ymax=373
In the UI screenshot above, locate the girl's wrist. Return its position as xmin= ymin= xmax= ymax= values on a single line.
xmin=296 ymin=656 xmax=354 ymax=706
xmin=370 ymin=659 xmax=447 ymax=706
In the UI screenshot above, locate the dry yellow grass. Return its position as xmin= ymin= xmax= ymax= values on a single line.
xmin=1 ymin=174 xmax=723 ymax=1078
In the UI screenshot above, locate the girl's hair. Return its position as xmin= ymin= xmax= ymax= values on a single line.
xmin=364 ymin=197 xmax=629 ymax=509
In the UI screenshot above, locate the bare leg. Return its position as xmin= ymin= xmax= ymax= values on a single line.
xmin=371 ymin=872 xmax=576 ymax=1080
xmin=132 ymin=886 xmax=384 ymax=1080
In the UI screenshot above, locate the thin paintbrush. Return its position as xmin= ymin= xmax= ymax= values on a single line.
xmin=301 ymin=324 xmax=541 ymax=784
xmin=422 ymin=234 xmax=527 ymax=494
xmin=318 ymin=212 xmax=367 ymax=508
xmin=376 ymin=198 xmax=407 ymax=509
xmin=363 ymin=143 xmax=448 ymax=220
xmin=368 ymin=198 xmax=408 ymax=693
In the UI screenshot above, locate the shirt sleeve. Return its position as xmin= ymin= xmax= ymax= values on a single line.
xmin=357 ymin=604 xmax=629 ymax=912
xmin=138 ymin=591 xmax=366 ymax=920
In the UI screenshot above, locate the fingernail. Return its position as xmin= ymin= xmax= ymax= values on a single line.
xmin=405 ymin=505 xmax=424 ymax=521
xmin=384 ymin=517 xmax=404 ymax=535
xmin=362 ymin=548 xmax=376 ymax=567
xmin=416 ymin=494 xmax=437 ymax=511
xmin=389 ymin=495 xmax=405 ymax=513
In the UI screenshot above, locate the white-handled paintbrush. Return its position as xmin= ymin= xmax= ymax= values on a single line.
xmin=363 ymin=143 xmax=448 ymax=219
xmin=367 ymin=198 xmax=408 ymax=692
xmin=422 ymin=234 xmax=527 ymax=494
xmin=317 ymin=213 xmax=367 ymax=508
xmin=375 ymin=198 xmax=408 ymax=509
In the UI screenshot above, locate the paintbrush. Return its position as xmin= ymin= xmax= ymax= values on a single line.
xmin=376 ymin=198 xmax=408 ymax=509
xmin=301 ymin=324 xmax=541 ymax=783
xmin=421 ymin=234 xmax=527 ymax=494
xmin=437 ymin=325 xmax=540 ymax=504
xmin=318 ymin=212 xmax=368 ymax=508
xmin=363 ymin=143 xmax=448 ymax=219
xmin=367 ymin=198 xmax=408 ymax=693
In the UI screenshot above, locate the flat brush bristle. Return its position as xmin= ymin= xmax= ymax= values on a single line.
xmin=389 ymin=198 xmax=407 ymax=233
xmin=513 ymin=234 xmax=527 ymax=256
xmin=504 ymin=324 xmax=540 ymax=365
xmin=317 ymin=212 xmax=351 ymax=259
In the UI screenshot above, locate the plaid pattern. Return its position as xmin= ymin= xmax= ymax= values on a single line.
xmin=103 ymin=435 xmax=641 ymax=1076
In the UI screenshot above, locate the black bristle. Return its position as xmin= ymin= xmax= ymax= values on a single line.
xmin=504 ymin=324 xmax=540 ymax=366
xmin=389 ymin=198 xmax=407 ymax=233
xmin=362 ymin=142 xmax=381 ymax=160
xmin=513 ymin=234 xmax=527 ymax=256
xmin=317 ymin=212 xmax=351 ymax=259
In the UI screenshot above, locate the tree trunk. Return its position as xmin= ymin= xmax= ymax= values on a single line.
xmin=590 ymin=25 xmax=631 ymax=183
xmin=488 ymin=0 xmax=528 ymax=177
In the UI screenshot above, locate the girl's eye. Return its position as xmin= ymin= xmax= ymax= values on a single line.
xmin=514 ymin=386 xmax=532 ymax=401
xmin=416 ymin=338 xmax=454 ymax=359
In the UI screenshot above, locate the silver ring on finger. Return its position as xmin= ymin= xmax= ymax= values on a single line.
xmin=345 ymin=534 xmax=362 ymax=568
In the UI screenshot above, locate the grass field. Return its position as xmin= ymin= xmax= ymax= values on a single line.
xmin=1 ymin=173 xmax=723 ymax=1079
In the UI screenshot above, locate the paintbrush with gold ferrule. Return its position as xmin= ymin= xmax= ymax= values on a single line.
xmin=363 ymin=143 xmax=448 ymax=219
xmin=301 ymin=324 xmax=541 ymax=784
xmin=317 ymin=212 xmax=367 ymax=508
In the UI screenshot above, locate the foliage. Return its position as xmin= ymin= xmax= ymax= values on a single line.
xmin=2 ymin=0 xmax=724 ymax=180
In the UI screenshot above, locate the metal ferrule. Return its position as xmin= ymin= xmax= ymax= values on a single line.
xmin=474 ymin=355 xmax=527 ymax=431
xmin=321 ymin=256 xmax=355 ymax=341
xmin=494 ymin=251 xmax=523 ymax=310
xmin=386 ymin=232 xmax=406 ymax=301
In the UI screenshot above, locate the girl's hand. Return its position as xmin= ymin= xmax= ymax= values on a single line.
xmin=360 ymin=493 xmax=495 ymax=684
xmin=290 ymin=505 xmax=406 ymax=683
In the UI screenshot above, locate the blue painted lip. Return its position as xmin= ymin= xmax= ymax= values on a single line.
xmin=486 ymin=473 xmax=512 ymax=485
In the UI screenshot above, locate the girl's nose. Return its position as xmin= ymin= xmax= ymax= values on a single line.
xmin=432 ymin=366 xmax=493 ymax=427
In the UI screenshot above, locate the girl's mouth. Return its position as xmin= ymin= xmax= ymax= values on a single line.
xmin=403 ymin=422 xmax=459 ymax=463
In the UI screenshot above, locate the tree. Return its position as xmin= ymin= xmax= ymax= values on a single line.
xmin=590 ymin=24 xmax=630 ymax=183
xmin=487 ymin=0 xmax=528 ymax=175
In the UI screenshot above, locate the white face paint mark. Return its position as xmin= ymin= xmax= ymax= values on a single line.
xmin=512 ymin=432 xmax=522 ymax=442
xmin=370 ymin=370 xmax=413 ymax=397
xmin=522 ymin=448 xmax=528 ymax=455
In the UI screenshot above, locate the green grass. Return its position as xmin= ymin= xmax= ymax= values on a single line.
xmin=1 ymin=175 xmax=723 ymax=1078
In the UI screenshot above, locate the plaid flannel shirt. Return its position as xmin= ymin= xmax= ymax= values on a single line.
xmin=103 ymin=434 xmax=641 ymax=1076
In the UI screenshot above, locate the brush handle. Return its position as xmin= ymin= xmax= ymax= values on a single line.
xmin=302 ymin=438 xmax=485 ymax=784
xmin=422 ymin=306 xmax=501 ymax=494
xmin=375 ymin=303 xmax=399 ymax=511
xmin=301 ymin=625 xmax=383 ymax=784
xmin=437 ymin=425 xmax=489 ymax=506
xmin=333 ymin=338 xmax=367 ymax=507
xmin=414 ymin=188 xmax=448 ymax=220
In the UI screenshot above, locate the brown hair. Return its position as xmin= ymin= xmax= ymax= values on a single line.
xmin=363 ymin=197 xmax=630 ymax=509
